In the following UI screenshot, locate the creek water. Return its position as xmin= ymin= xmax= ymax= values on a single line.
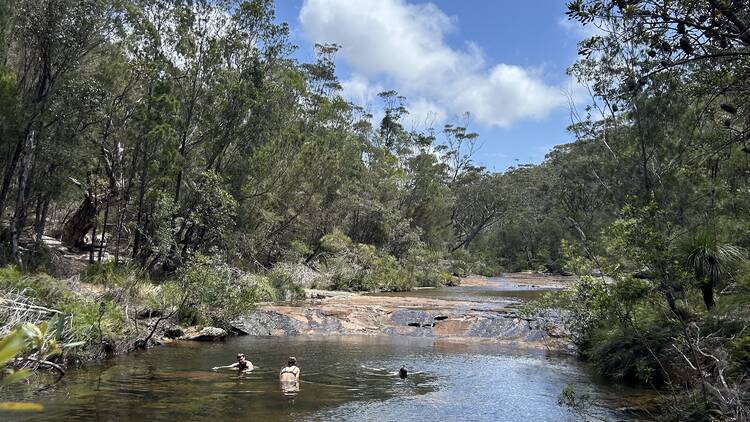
xmin=366 ymin=280 xmax=558 ymax=304
xmin=2 ymin=279 xmax=643 ymax=421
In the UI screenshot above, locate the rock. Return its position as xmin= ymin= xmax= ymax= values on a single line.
xmin=304 ymin=309 xmax=344 ymax=333
xmin=232 ymin=311 xmax=301 ymax=336
xmin=467 ymin=316 xmax=529 ymax=339
xmin=185 ymin=327 xmax=228 ymax=341
xmin=164 ymin=327 xmax=184 ymax=339
xmin=389 ymin=309 xmax=434 ymax=327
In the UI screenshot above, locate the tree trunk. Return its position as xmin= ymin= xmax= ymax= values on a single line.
xmin=89 ymin=207 xmax=98 ymax=263
xmin=0 ymin=136 xmax=23 ymax=217
xmin=9 ymin=130 xmax=36 ymax=265
xmin=34 ymin=192 xmax=51 ymax=245
xmin=132 ymin=142 xmax=149 ymax=259
xmin=61 ymin=195 xmax=97 ymax=247
xmin=700 ymin=281 xmax=715 ymax=310
xmin=114 ymin=202 xmax=124 ymax=264
xmin=98 ymin=198 xmax=110 ymax=262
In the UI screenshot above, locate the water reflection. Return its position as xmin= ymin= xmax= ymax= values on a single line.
xmin=280 ymin=380 xmax=299 ymax=395
xmin=2 ymin=335 xmax=638 ymax=422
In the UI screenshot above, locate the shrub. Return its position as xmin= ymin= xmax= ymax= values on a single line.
xmin=81 ymin=262 xmax=149 ymax=288
xmin=266 ymin=265 xmax=306 ymax=300
xmin=319 ymin=230 xmax=353 ymax=254
xmin=403 ymin=247 xmax=457 ymax=287
xmin=176 ymin=254 xmax=259 ymax=327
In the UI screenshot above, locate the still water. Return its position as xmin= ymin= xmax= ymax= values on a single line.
xmin=367 ymin=278 xmax=561 ymax=305
xmin=3 ymin=335 xmax=638 ymax=421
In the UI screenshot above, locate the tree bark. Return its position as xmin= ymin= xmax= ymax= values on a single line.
xmin=61 ymin=195 xmax=97 ymax=247
xmin=98 ymin=198 xmax=110 ymax=262
xmin=0 ymin=136 xmax=23 ymax=217
xmin=10 ymin=130 xmax=36 ymax=265
xmin=700 ymin=281 xmax=715 ymax=310
xmin=33 ymin=192 xmax=51 ymax=246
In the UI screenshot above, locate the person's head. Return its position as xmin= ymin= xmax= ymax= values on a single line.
xmin=287 ymin=357 xmax=297 ymax=367
xmin=237 ymin=353 xmax=246 ymax=362
xmin=399 ymin=366 xmax=408 ymax=379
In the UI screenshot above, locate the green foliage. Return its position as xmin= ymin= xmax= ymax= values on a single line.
xmin=81 ymin=262 xmax=149 ymax=287
xmin=266 ymin=265 xmax=306 ymax=301
xmin=403 ymin=247 xmax=456 ymax=287
xmin=176 ymin=254 xmax=259 ymax=327
xmin=319 ymin=230 xmax=353 ymax=254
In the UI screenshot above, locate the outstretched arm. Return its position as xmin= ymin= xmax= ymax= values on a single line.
xmin=212 ymin=363 xmax=238 ymax=370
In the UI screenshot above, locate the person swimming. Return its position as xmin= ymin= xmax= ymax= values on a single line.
xmin=212 ymin=353 xmax=254 ymax=373
xmin=399 ymin=366 xmax=408 ymax=379
xmin=279 ymin=356 xmax=300 ymax=382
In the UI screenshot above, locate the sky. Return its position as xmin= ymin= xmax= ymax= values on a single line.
xmin=274 ymin=0 xmax=593 ymax=171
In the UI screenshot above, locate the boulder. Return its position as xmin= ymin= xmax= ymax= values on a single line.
xmin=185 ymin=327 xmax=228 ymax=341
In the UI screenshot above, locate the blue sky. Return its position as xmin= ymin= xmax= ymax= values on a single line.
xmin=274 ymin=1 xmax=591 ymax=171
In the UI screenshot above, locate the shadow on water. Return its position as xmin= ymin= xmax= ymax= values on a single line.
xmin=2 ymin=335 xmax=644 ymax=422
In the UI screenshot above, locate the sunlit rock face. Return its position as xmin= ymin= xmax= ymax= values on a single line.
xmin=231 ymin=292 xmax=559 ymax=347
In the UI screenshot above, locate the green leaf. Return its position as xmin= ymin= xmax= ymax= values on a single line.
xmin=0 ymin=368 xmax=32 ymax=385
xmin=0 ymin=330 xmax=26 ymax=366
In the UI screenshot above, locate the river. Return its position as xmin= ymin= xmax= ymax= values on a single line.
xmin=2 ymin=276 xmax=645 ymax=421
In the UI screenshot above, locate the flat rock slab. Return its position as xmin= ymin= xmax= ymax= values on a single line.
xmin=232 ymin=311 xmax=302 ymax=336
xmin=182 ymin=327 xmax=228 ymax=341
xmin=230 ymin=291 xmax=566 ymax=350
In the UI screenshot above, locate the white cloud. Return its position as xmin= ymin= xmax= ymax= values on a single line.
xmin=299 ymin=0 xmax=567 ymax=128
xmin=340 ymin=74 xmax=383 ymax=106
xmin=558 ymin=16 xmax=607 ymax=39
xmin=406 ymin=98 xmax=446 ymax=130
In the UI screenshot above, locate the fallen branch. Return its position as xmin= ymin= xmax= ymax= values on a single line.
xmin=0 ymin=298 xmax=64 ymax=315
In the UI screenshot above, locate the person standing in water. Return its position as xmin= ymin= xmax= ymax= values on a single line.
xmin=280 ymin=357 xmax=300 ymax=394
xmin=212 ymin=353 xmax=254 ymax=373
xmin=279 ymin=357 xmax=300 ymax=382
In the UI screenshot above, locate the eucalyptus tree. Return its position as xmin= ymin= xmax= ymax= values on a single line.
xmin=1 ymin=0 xmax=113 ymax=264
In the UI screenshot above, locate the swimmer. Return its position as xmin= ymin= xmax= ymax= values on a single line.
xmin=212 ymin=353 xmax=254 ymax=373
xmin=399 ymin=366 xmax=408 ymax=379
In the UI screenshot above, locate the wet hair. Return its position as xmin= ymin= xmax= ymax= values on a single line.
xmin=287 ymin=357 xmax=297 ymax=366
xmin=399 ymin=367 xmax=408 ymax=379
xmin=237 ymin=353 xmax=245 ymax=359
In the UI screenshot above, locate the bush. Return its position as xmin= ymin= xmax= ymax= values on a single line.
xmin=176 ymin=254 xmax=260 ymax=327
xmin=403 ymin=247 xmax=456 ymax=287
xmin=266 ymin=265 xmax=307 ymax=301
xmin=361 ymin=252 xmax=413 ymax=291
xmin=319 ymin=230 xmax=353 ymax=254
xmin=81 ymin=262 xmax=149 ymax=287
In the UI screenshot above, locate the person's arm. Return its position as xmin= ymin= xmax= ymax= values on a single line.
xmin=295 ymin=367 xmax=300 ymax=381
xmin=212 ymin=363 xmax=238 ymax=370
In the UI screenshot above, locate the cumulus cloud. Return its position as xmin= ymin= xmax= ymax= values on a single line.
xmin=299 ymin=0 xmax=567 ymax=128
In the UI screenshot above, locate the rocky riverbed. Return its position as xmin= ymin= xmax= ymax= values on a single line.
xmin=229 ymin=274 xmax=573 ymax=350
